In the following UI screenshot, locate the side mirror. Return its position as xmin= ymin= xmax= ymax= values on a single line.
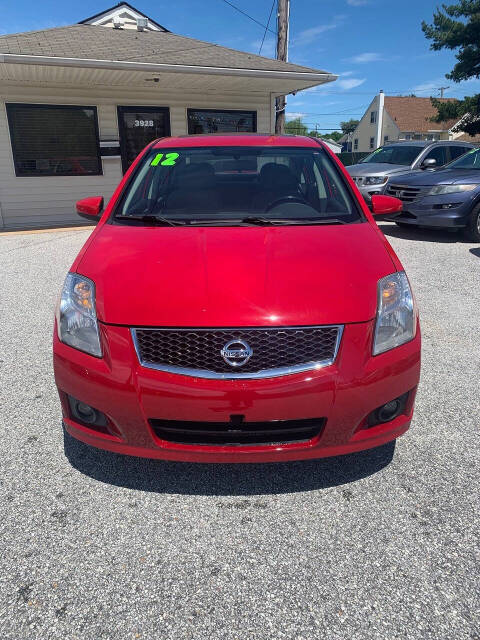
xmin=76 ymin=196 xmax=104 ymax=221
xmin=371 ymin=194 xmax=403 ymax=215
xmin=421 ymin=158 xmax=437 ymax=169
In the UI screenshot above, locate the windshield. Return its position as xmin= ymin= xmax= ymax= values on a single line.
xmin=114 ymin=146 xmax=361 ymax=225
xmin=360 ymin=145 xmax=422 ymax=166
xmin=446 ymin=147 xmax=480 ymax=170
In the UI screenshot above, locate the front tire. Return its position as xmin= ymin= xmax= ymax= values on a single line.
xmin=464 ymin=202 xmax=480 ymax=242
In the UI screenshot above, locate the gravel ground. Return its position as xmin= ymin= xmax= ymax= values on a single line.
xmin=0 ymin=222 xmax=479 ymax=640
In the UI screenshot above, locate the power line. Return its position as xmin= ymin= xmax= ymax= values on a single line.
xmin=220 ymin=0 xmax=276 ymax=34
xmin=259 ymin=0 xmax=276 ymax=54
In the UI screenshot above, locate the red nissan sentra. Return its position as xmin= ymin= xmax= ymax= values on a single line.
xmin=53 ymin=134 xmax=421 ymax=463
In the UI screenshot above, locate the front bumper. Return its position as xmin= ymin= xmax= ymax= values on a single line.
xmin=53 ymin=320 xmax=421 ymax=463
xmin=351 ymin=181 xmax=388 ymax=203
xmin=393 ymin=194 xmax=474 ymax=228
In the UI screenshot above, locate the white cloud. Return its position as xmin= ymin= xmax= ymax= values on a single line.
xmin=286 ymin=112 xmax=307 ymax=120
xmin=412 ymin=78 xmax=444 ymax=93
xmin=341 ymin=70 xmax=354 ymax=77
xmin=251 ymin=38 xmax=276 ymax=58
xmin=411 ymin=76 xmax=480 ymax=97
xmin=347 ymin=0 xmax=369 ymax=5
xmin=336 ymin=77 xmax=366 ymax=90
xmin=293 ymin=15 xmax=345 ymax=46
xmin=348 ymin=52 xmax=382 ymax=63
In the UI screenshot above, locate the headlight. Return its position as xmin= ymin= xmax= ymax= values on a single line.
xmin=429 ymin=184 xmax=477 ymax=195
xmin=56 ymin=273 xmax=102 ymax=357
xmin=364 ymin=176 xmax=388 ymax=185
xmin=373 ymin=272 xmax=416 ymax=355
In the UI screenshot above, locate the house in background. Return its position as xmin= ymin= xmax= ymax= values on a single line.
xmin=320 ymin=138 xmax=342 ymax=154
xmin=344 ymin=92 xmax=478 ymax=153
xmin=0 ymin=2 xmax=336 ymax=229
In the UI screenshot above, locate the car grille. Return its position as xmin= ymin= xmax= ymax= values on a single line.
xmin=149 ymin=417 xmax=326 ymax=446
xmin=385 ymin=184 xmax=430 ymax=202
xmin=132 ymin=325 xmax=343 ymax=379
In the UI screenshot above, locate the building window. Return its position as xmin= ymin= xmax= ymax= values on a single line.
xmin=187 ymin=109 xmax=256 ymax=134
xmin=6 ymin=103 xmax=101 ymax=177
xmin=354 ymin=138 xmax=358 ymax=150
xmin=384 ymin=135 xmax=389 ymax=144
xmin=370 ymin=111 xmax=377 ymax=124
xmin=405 ymin=134 xmax=412 ymax=140
xmin=117 ymin=106 xmax=170 ymax=172
xmin=370 ymin=137 xmax=375 ymax=149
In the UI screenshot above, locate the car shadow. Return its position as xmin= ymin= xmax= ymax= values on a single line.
xmin=63 ymin=428 xmax=395 ymax=496
xmin=377 ymin=222 xmax=470 ymax=244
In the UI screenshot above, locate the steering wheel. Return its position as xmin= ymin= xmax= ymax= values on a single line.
xmin=264 ymin=195 xmax=309 ymax=212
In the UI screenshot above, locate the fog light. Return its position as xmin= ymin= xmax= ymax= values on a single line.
xmin=67 ymin=395 xmax=108 ymax=429
xmin=367 ymin=392 xmax=409 ymax=427
xmin=75 ymin=402 xmax=99 ymax=424
xmin=377 ymin=400 xmax=401 ymax=422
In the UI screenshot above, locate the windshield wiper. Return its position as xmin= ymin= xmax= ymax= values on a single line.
xmin=242 ymin=216 xmax=348 ymax=226
xmin=241 ymin=216 xmax=292 ymax=225
xmin=117 ymin=214 xmax=187 ymax=226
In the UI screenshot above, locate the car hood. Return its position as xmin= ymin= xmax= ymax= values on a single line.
xmin=388 ymin=168 xmax=480 ymax=187
xmin=346 ymin=162 xmax=410 ymax=177
xmin=77 ymin=223 xmax=395 ymax=327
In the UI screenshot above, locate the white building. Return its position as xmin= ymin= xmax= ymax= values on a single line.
xmin=0 ymin=3 xmax=336 ymax=229
xmin=345 ymin=91 xmax=478 ymax=154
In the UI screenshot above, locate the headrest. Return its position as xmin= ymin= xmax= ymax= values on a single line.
xmin=259 ymin=162 xmax=298 ymax=190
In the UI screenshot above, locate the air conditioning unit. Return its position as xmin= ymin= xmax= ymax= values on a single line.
xmin=137 ymin=17 xmax=148 ymax=31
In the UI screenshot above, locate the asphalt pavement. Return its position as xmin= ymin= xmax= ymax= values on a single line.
xmin=0 ymin=222 xmax=479 ymax=639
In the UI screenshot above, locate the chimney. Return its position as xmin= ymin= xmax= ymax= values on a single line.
xmin=376 ymin=89 xmax=384 ymax=148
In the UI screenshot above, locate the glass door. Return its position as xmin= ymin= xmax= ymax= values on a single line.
xmin=117 ymin=106 xmax=170 ymax=172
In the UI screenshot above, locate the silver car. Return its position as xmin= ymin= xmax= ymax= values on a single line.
xmin=346 ymin=141 xmax=474 ymax=203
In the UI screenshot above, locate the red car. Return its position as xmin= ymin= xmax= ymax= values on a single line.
xmin=54 ymin=134 xmax=420 ymax=463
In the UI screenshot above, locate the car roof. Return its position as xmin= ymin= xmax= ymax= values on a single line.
xmin=385 ymin=140 xmax=473 ymax=147
xmin=152 ymin=133 xmax=322 ymax=149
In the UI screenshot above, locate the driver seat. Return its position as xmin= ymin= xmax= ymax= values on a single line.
xmin=252 ymin=163 xmax=301 ymax=211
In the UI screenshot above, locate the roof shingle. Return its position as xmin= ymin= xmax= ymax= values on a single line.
xmin=0 ymin=24 xmax=329 ymax=74
xmin=384 ymin=96 xmax=458 ymax=133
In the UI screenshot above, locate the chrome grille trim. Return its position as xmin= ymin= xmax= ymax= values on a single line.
xmin=385 ymin=184 xmax=430 ymax=202
xmin=131 ymin=325 xmax=344 ymax=379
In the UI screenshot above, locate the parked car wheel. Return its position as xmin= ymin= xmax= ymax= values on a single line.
xmin=464 ymin=202 xmax=480 ymax=242
xmin=395 ymin=221 xmax=413 ymax=228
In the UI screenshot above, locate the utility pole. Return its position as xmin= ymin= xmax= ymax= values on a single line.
xmin=275 ymin=0 xmax=290 ymax=134
xmin=439 ymin=86 xmax=449 ymax=98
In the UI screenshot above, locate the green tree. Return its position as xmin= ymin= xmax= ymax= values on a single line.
xmin=422 ymin=1 xmax=480 ymax=135
xmin=340 ymin=119 xmax=359 ymax=135
xmin=325 ymin=131 xmax=343 ymax=142
xmin=285 ymin=117 xmax=308 ymax=135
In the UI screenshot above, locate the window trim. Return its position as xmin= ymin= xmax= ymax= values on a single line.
xmin=5 ymin=102 xmax=102 ymax=178
xmin=187 ymin=108 xmax=257 ymax=135
xmin=370 ymin=111 xmax=377 ymax=124
xmin=369 ymin=137 xmax=375 ymax=149
xmin=117 ymin=105 xmax=171 ymax=173
xmin=354 ymin=138 xmax=359 ymax=150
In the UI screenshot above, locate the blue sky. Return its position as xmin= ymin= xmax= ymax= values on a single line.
xmin=3 ymin=0 xmax=480 ymax=133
